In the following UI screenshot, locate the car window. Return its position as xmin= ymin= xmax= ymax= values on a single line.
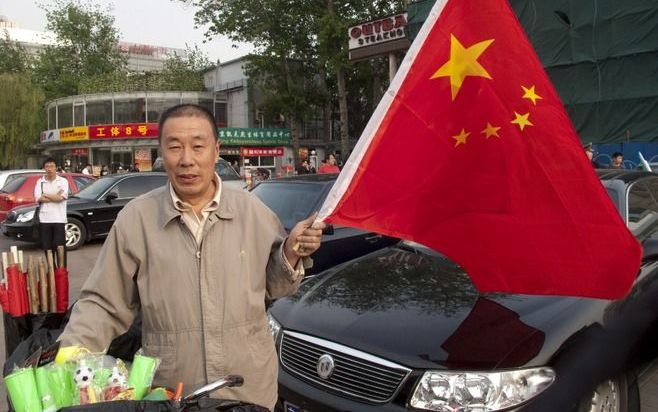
xmin=73 ymin=176 xmax=95 ymax=191
xmin=251 ymin=182 xmax=326 ymax=230
xmin=215 ymin=159 xmax=240 ymax=181
xmin=75 ymin=178 xmax=117 ymax=200
xmin=146 ymin=175 xmax=168 ymax=191
xmin=1 ymin=176 xmax=29 ymax=193
xmin=113 ymin=177 xmax=151 ymax=198
xmin=627 ymin=178 xmax=658 ymax=238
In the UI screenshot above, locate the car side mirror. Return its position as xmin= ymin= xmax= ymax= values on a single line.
xmin=323 ymin=224 xmax=334 ymax=235
xmin=105 ymin=191 xmax=118 ymax=203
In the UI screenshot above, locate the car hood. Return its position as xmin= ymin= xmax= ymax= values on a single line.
xmin=10 ymin=198 xmax=96 ymax=217
xmin=271 ymin=246 xmax=602 ymax=370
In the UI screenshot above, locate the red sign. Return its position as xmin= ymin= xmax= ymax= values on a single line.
xmin=89 ymin=123 xmax=158 ymax=140
xmin=70 ymin=148 xmax=88 ymax=156
xmin=240 ymin=147 xmax=284 ymax=157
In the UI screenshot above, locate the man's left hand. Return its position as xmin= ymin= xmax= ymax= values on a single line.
xmin=284 ymin=213 xmax=325 ymax=265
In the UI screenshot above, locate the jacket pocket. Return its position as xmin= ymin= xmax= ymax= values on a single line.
xmin=142 ymin=331 xmax=177 ymax=386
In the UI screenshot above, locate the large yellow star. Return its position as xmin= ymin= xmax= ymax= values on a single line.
xmin=431 ymin=34 xmax=495 ymax=101
xmin=521 ymin=85 xmax=542 ymax=105
xmin=511 ymin=112 xmax=533 ymax=131
xmin=453 ymin=128 xmax=471 ymax=147
xmin=481 ymin=122 xmax=501 ymax=138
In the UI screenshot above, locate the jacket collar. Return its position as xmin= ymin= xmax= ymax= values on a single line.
xmin=159 ymin=182 xmax=234 ymax=229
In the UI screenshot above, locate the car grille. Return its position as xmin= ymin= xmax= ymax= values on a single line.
xmin=279 ymin=331 xmax=411 ymax=403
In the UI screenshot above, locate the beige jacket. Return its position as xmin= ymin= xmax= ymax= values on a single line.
xmin=60 ymin=184 xmax=305 ymax=409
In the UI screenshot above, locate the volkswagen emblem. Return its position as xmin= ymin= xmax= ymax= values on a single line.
xmin=316 ymin=354 xmax=335 ymax=379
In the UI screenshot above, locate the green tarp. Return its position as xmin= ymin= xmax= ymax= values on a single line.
xmin=406 ymin=0 xmax=658 ymax=143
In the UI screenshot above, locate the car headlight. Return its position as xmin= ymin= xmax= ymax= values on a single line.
xmin=16 ymin=210 xmax=35 ymax=223
xmin=410 ymin=367 xmax=555 ymax=411
xmin=267 ymin=311 xmax=282 ymax=342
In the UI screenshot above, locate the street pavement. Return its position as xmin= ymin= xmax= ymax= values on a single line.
xmin=0 ymin=236 xmax=656 ymax=410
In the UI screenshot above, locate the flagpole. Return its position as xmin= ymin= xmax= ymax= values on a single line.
xmin=317 ymin=0 xmax=451 ymax=221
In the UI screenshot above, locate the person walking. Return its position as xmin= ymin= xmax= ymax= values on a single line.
xmin=34 ymin=157 xmax=69 ymax=265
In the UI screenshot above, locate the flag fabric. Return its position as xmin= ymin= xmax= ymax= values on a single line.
xmin=318 ymin=0 xmax=641 ymax=299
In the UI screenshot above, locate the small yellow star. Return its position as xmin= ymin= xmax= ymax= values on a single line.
xmin=511 ymin=112 xmax=533 ymax=131
xmin=521 ymin=85 xmax=542 ymax=105
xmin=453 ymin=129 xmax=471 ymax=147
xmin=430 ymin=34 xmax=494 ymax=101
xmin=481 ymin=122 xmax=501 ymax=138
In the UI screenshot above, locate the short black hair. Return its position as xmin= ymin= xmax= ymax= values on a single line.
xmin=612 ymin=152 xmax=623 ymax=158
xmin=158 ymin=104 xmax=218 ymax=142
xmin=42 ymin=157 xmax=56 ymax=167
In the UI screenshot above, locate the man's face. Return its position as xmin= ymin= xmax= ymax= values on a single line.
xmin=161 ymin=115 xmax=219 ymax=204
xmin=44 ymin=161 xmax=57 ymax=179
xmin=612 ymin=155 xmax=623 ymax=167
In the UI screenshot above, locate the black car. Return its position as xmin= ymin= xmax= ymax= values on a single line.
xmin=1 ymin=173 xmax=168 ymax=249
xmin=250 ymin=174 xmax=399 ymax=276
xmin=268 ymin=170 xmax=658 ymax=412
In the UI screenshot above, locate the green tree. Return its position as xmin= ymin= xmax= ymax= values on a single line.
xmin=34 ymin=0 xmax=126 ymax=99
xmin=0 ymin=31 xmax=33 ymax=73
xmin=0 ymin=74 xmax=45 ymax=168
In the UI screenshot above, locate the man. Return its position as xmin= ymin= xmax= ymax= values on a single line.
xmin=584 ymin=143 xmax=601 ymax=168
xmin=317 ymin=153 xmax=340 ymax=174
xmin=296 ymin=159 xmax=311 ymax=175
xmin=611 ymin=152 xmax=624 ymax=169
xmin=34 ymin=157 xmax=68 ymax=263
xmin=57 ymin=104 xmax=324 ymax=409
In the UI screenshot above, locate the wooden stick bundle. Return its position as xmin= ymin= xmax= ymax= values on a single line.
xmin=27 ymin=256 xmax=39 ymax=315
xmin=38 ymin=257 xmax=48 ymax=313
xmin=57 ymin=245 xmax=65 ymax=269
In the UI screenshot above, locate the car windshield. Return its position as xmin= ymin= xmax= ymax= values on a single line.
xmin=251 ymin=182 xmax=326 ymax=230
xmin=215 ymin=160 xmax=240 ymax=181
xmin=74 ymin=177 xmax=118 ymax=200
xmin=1 ymin=176 xmax=29 ymax=193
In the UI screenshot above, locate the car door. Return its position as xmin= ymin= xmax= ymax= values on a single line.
xmin=86 ymin=175 xmax=158 ymax=237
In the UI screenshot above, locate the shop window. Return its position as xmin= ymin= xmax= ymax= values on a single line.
xmin=86 ymin=100 xmax=113 ymax=125
xmin=114 ymin=98 xmax=146 ymax=123
xmin=73 ymin=102 xmax=85 ymax=126
xmin=215 ymin=101 xmax=227 ymax=127
xmin=48 ymin=105 xmax=57 ymax=130
xmin=58 ymin=104 xmax=73 ymax=128
xmin=146 ymin=97 xmax=179 ymax=123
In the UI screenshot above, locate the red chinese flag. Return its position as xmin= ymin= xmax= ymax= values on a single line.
xmin=318 ymin=0 xmax=641 ymax=299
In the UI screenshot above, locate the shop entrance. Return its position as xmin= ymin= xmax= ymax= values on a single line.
xmin=111 ymin=151 xmax=133 ymax=173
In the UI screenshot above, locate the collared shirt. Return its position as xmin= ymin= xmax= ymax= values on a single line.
xmin=169 ymin=173 xmax=222 ymax=245
xmin=168 ymin=173 xmax=304 ymax=276
xmin=34 ymin=175 xmax=69 ymax=223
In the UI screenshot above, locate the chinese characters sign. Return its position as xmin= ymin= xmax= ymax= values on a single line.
xmin=219 ymin=128 xmax=290 ymax=146
xmin=240 ymin=147 xmax=284 ymax=157
xmin=60 ymin=127 xmax=89 ymax=142
xmin=89 ymin=123 xmax=158 ymax=140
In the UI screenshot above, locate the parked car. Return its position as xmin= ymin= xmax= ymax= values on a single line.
xmin=0 ymin=169 xmax=44 ymax=189
xmin=1 ymin=173 xmax=168 ymax=249
xmin=250 ymin=173 xmax=399 ymax=276
xmin=0 ymin=173 xmax=96 ymax=221
xmin=152 ymin=157 xmax=245 ymax=190
xmin=268 ymin=170 xmax=658 ymax=412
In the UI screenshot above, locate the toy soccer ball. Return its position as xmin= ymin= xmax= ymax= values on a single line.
xmin=74 ymin=366 xmax=95 ymax=389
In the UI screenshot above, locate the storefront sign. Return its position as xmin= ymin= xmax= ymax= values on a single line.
xmin=220 ymin=148 xmax=241 ymax=156
xmin=240 ymin=147 xmax=284 ymax=157
xmin=60 ymin=126 xmax=89 ymax=142
xmin=219 ymin=128 xmax=290 ymax=146
xmin=89 ymin=123 xmax=158 ymax=140
xmin=348 ymin=13 xmax=410 ymax=60
xmin=40 ymin=129 xmax=60 ymax=143
xmin=70 ymin=148 xmax=88 ymax=156
xmin=111 ymin=146 xmax=133 ymax=153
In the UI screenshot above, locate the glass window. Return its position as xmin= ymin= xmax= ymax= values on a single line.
xmin=215 ymin=101 xmax=227 ymax=127
xmin=1 ymin=176 xmax=29 ymax=193
xmin=146 ymin=175 xmax=168 ymax=190
xmin=58 ymin=103 xmax=73 ymax=128
xmin=73 ymin=176 xmax=95 ymax=191
xmin=114 ymin=98 xmax=146 ymax=123
xmin=86 ymin=99 xmax=113 ymax=125
xmin=215 ymin=159 xmax=240 ymax=181
xmin=146 ymin=97 xmax=180 ymax=123
xmin=48 ymin=106 xmax=57 ymax=130
xmin=113 ymin=176 xmax=148 ymax=198
xmin=251 ymin=182 xmax=326 ymax=230
xmin=73 ymin=102 xmax=85 ymax=126
xmin=75 ymin=178 xmax=116 ymax=200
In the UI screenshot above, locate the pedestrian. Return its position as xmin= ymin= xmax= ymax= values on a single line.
xmin=34 ymin=157 xmax=68 ymax=265
xmin=611 ymin=152 xmax=624 ymax=169
xmin=101 ymin=165 xmax=110 ymax=176
xmin=296 ymin=160 xmax=311 ymax=175
xmin=318 ymin=153 xmax=340 ymax=174
xmin=583 ymin=143 xmax=601 ymax=168
xmin=56 ymin=104 xmax=325 ymax=409
xmin=81 ymin=164 xmax=92 ymax=175
xmin=129 ymin=162 xmax=140 ymax=173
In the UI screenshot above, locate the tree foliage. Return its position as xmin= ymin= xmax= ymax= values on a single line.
xmin=0 ymin=31 xmax=33 ymax=73
xmin=34 ymin=0 xmax=126 ymax=99
xmin=0 ymin=74 xmax=44 ymax=168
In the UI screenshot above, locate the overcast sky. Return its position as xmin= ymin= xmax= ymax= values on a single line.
xmin=0 ymin=0 xmax=254 ymax=63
